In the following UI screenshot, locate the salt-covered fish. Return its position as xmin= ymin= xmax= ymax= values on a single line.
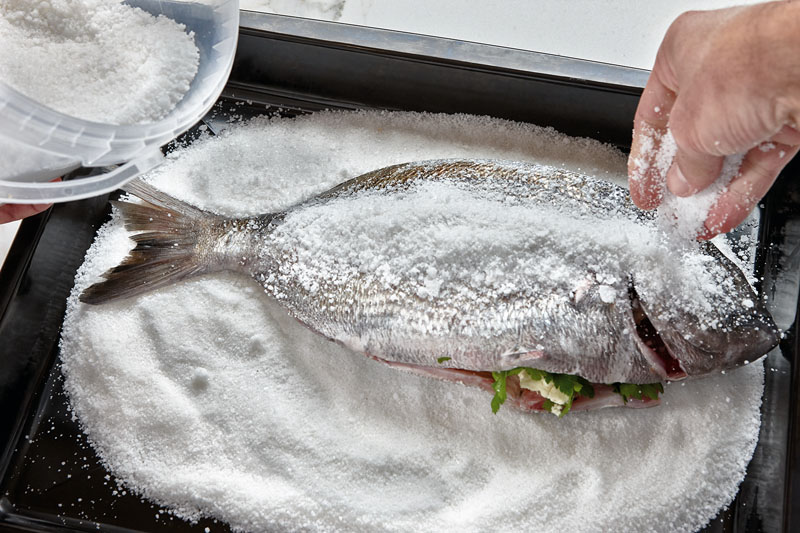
xmin=81 ymin=160 xmax=779 ymax=415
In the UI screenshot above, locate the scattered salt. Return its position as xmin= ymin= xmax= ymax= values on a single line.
xmin=631 ymin=128 xmax=745 ymax=241
xmin=758 ymin=142 xmax=775 ymax=152
xmin=270 ymin=168 xmax=651 ymax=313
xmin=658 ymin=150 xmax=744 ymax=240
xmin=60 ymin=111 xmax=764 ymax=533
xmin=0 ymin=0 xmax=199 ymax=124
xmin=264 ymin=159 xmax=753 ymax=341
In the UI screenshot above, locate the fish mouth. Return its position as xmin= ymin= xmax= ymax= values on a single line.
xmin=628 ymin=284 xmax=688 ymax=381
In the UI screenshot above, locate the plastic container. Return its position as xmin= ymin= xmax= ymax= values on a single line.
xmin=0 ymin=0 xmax=239 ymax=204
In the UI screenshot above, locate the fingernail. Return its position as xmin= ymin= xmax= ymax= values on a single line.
xmin=667 ymin=164 xmax=694 ymax=197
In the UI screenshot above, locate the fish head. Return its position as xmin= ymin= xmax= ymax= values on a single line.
xmin=630 ymin=242 xmax=780 ymax=379
xmin=650 ymin=302 xmax=779 ymax=376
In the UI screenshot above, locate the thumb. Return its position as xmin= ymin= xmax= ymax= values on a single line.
xmin=665 ymin=142 xmax=724 ymax=197
xmin=665 ymin=102 xmax=725 ymax=197
xmin=0 ymin=202 xmax=52 ymax=224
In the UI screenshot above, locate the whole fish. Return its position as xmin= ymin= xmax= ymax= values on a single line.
xmin=81 ymin=160 xmax=779 ymax=414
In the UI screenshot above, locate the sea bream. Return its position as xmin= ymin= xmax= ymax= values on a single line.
xmin=81 ymin=159 xmax=780 ymax=416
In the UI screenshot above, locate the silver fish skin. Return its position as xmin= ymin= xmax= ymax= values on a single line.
xmin=80 ymin=159 xmax=779 ymax=387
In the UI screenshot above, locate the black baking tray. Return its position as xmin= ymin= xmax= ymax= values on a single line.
xmin=2 ymin=11 xmax=799 ymax=533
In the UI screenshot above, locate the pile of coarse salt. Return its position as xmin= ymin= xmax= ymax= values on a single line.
xmin=60 ymin=111 xmax=763 ymax=533
xmin=631 ymin=127 xmax=745 ymax=241
xmin=0 ymin=0 xmax=199 ymax=124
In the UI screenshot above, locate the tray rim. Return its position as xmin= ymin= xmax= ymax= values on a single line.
xmin=238 ymin=10 xmax=651 ymax=91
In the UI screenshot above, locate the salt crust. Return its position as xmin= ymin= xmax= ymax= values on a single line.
xmin=265 ymin=162 xmax=744 ymax=338
xmin=60 ymin=111 xmax=764 ymax=532
xmin=0 ymin=0 xmax=199 ymax=124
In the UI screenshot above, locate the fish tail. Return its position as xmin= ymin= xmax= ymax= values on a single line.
xmin=80 ymin=180 xmax=224 ymax=305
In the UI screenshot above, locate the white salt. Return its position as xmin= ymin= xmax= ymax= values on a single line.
xmin=659 ymin=152 xmax=744 ymax=241
xmin=597 ymin=284 xmax=617 ymax=303
xmin=0 ymin=0 xmax=199 ymax=124
xmin=191 ymin=367 xmax=210 ymax=390
xmin=263 ymin=159 xmax=750 ymax=337
xmin=630 ymin=128 xmax=745 ymax=241
xmin=758 ymin=142 xmax=775 ymax=153
xmin=60 ymin=111 xmax=763 ymax=533
xmin=149 ymin=111 xmax=627 ymax=216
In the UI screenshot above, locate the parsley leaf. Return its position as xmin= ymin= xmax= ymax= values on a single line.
xmin=490 ymin=369 xmax=522 ymax=414
xmin=612 ymin=382 xmax=664 ymax=403
xmin=490 ymin=371 xmax=507 ymax=414
xmin=437 ymin=356 xmax=452 ymax=364
xmin=523 ymin=367 xmax=550 ymax=383
xmin=551 ymin=373 xmax=595 ymax=400
xmin=546 ymin=372 xmax=595 ymax=417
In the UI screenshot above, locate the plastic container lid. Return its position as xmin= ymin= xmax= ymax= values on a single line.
xmin=0 ymin=0 xmax=239 ymax=204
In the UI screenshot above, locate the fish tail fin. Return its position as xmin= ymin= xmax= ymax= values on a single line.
xmin=80 ymin=180 xmax=224 ymax=305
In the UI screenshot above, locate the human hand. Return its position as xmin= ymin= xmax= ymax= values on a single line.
xmin=627 ymin=1 xmax=800 ymax=239
xmin=0 ymin=201 xmax=52 ymax=224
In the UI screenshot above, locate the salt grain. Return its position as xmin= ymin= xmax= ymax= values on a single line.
xmin=191 ymin=367 xmax=210 ymax=389
xmin=60 ymin=111 xmax=763 ymax=533
xmin=758 ymin=142 xmax=775 ymax=152
xmin=597 ymin=284 xmax=617 ymax=303
xmin=0 ymin=0 xmax=199 ymax=124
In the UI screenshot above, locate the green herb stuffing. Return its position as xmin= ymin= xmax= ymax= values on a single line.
xmin=549 ymin=372 xmax=594 ymax=417
xmin=490 ymin=367 xmax=593 ymax=417
xmin=436 ymin=356 xmax=452 ymax=364
xmin=612 ymin=382 xmax=664 ymax=403
xmin=490 ymin=367 xmax=664 ymax=416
